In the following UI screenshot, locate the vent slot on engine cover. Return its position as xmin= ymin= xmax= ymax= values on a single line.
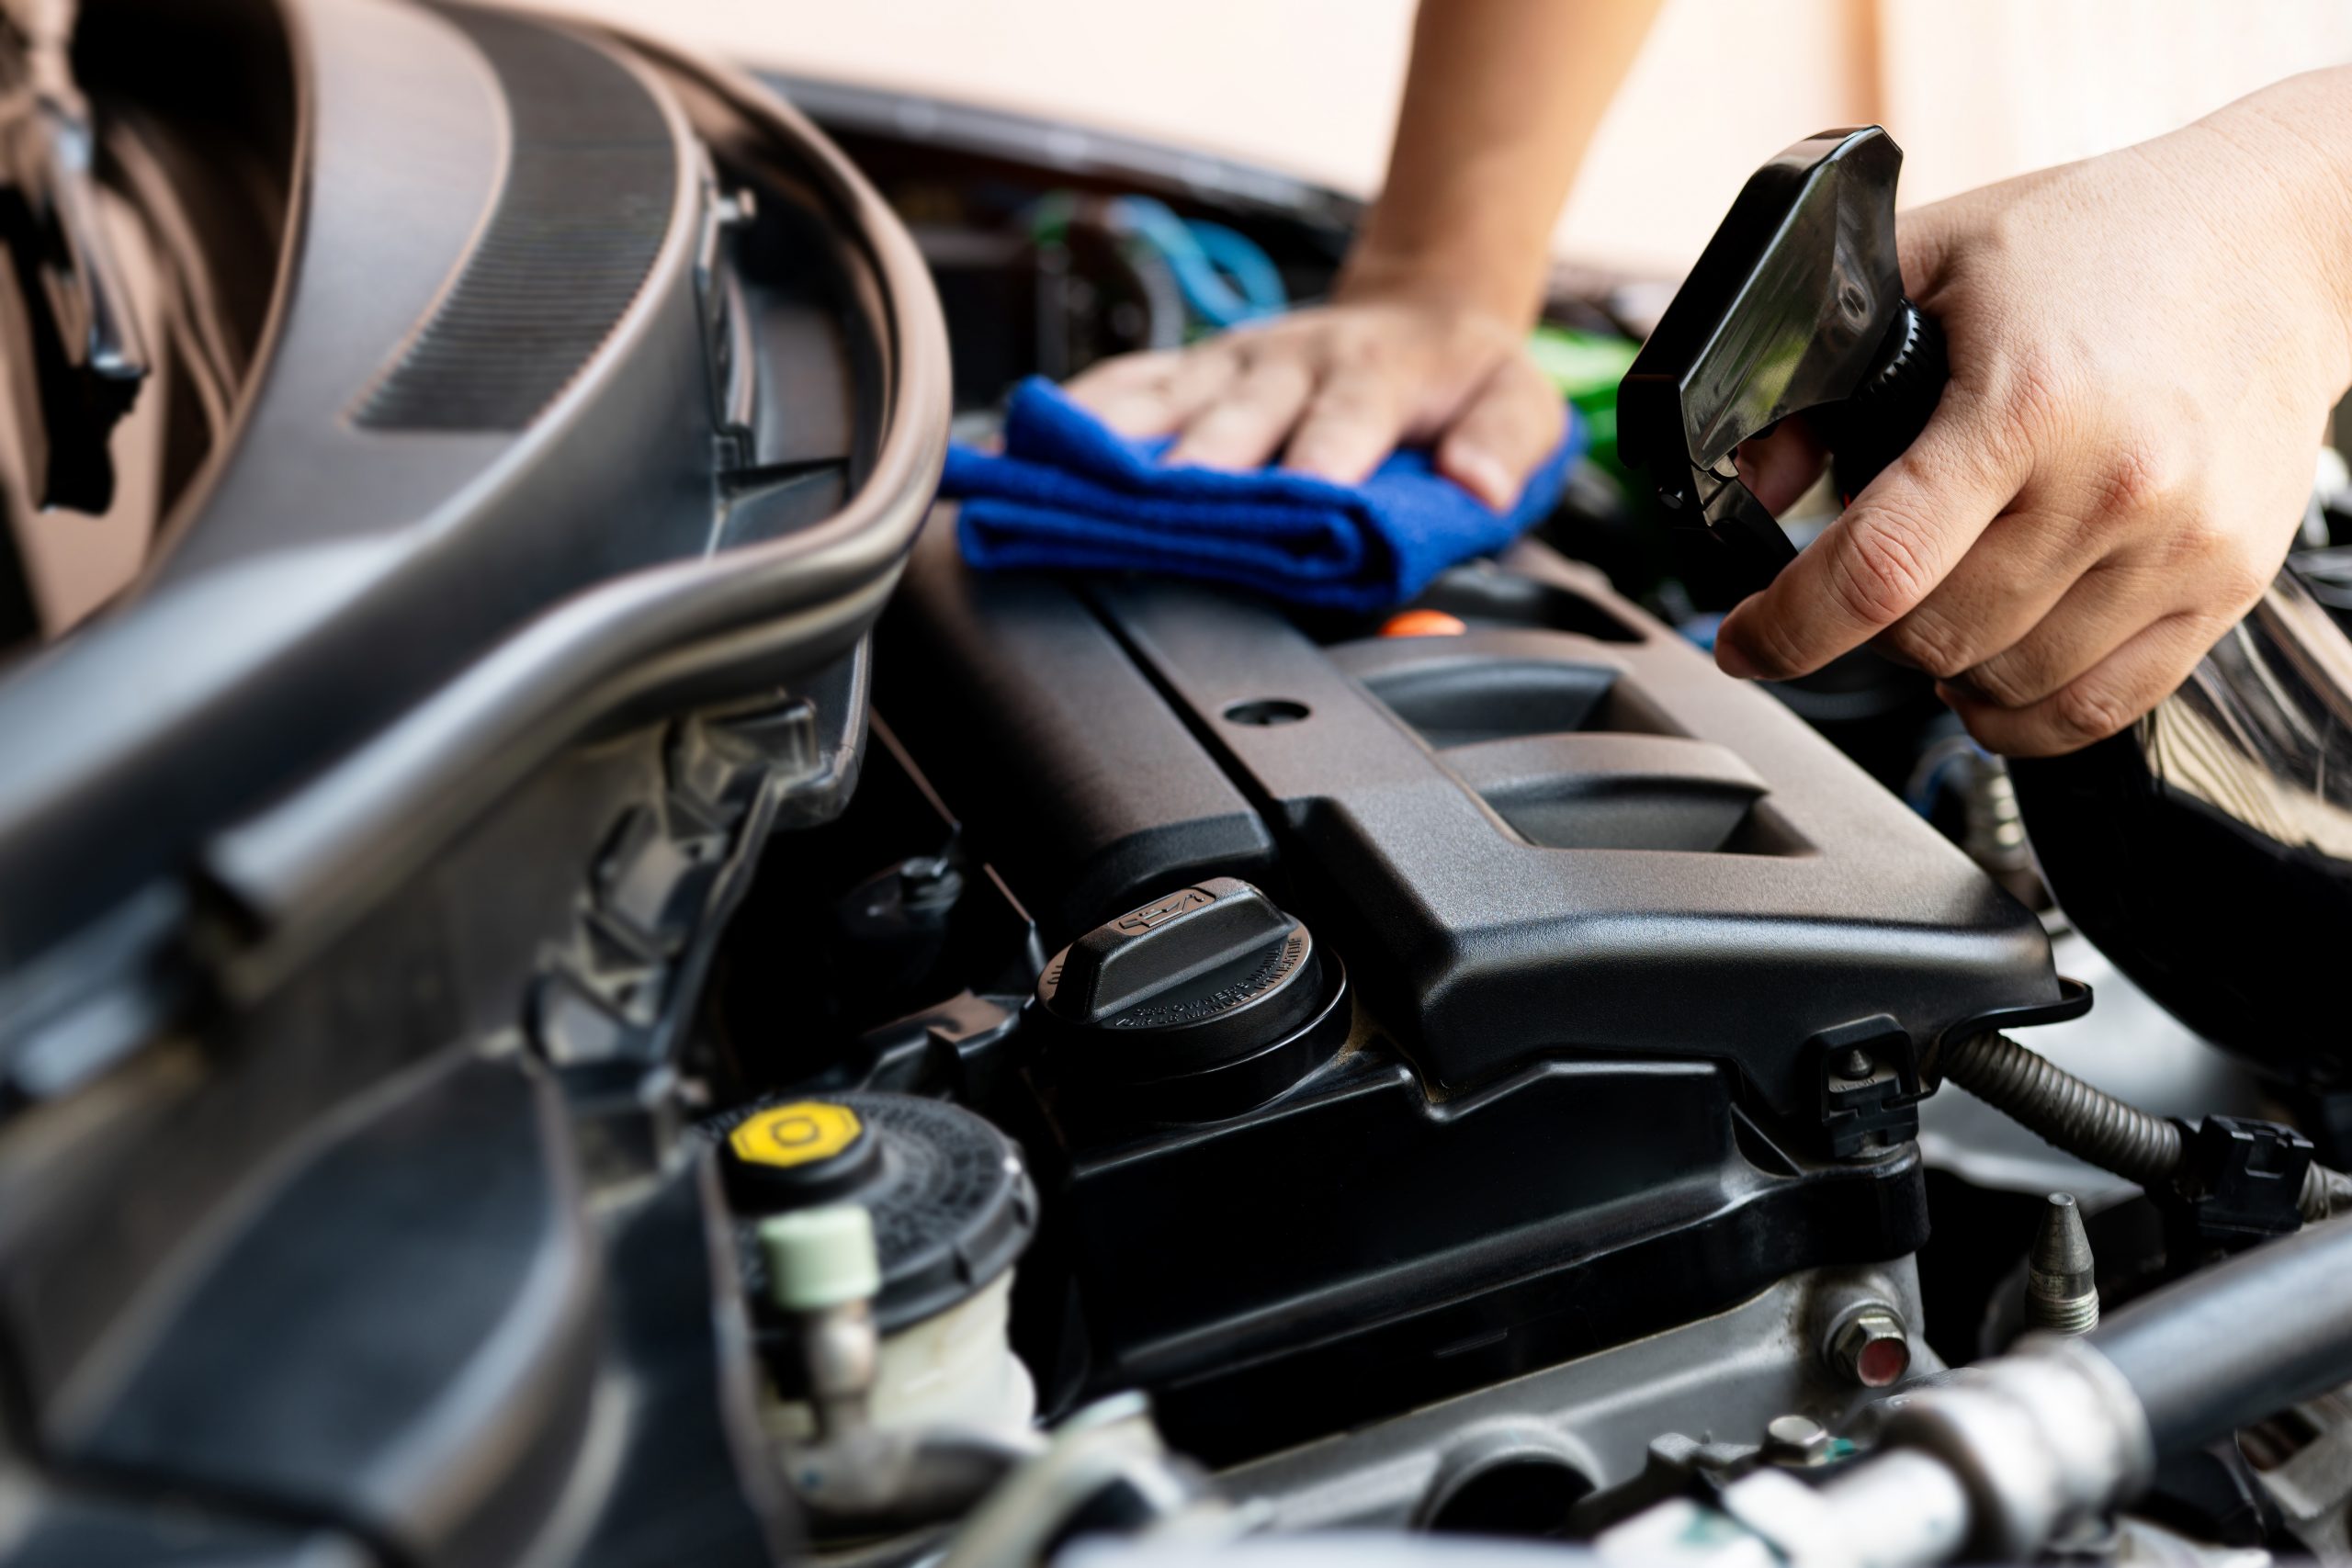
xmin=1360 ymin=660 xmax=1672 ymax=750
xmin=1445 ymin=732 xmax=1799 ymax=854
xmin=1358 ymin=661 xmax=1801 ymax=854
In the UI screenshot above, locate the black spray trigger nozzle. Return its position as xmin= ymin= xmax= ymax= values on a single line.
xmin=1616 ymin=125 xmax=1948 ymax=598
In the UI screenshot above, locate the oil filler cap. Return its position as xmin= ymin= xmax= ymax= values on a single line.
xmin=1035 ymin=878 xmax=1340 ymax=1099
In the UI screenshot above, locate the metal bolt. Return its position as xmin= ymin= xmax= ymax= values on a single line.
xmin=1826 ymin=1305 xmax=1912 ymax=1388
xmin=895 ymin=854 xmax=964 ymax=912
xmin=1838 ymin=1048 xmax=1875 ymax=1080
xmin=1763 ymin=1414 xmax=1830 ymax=1467
xmin=2025 ymin=1191 xmax=2100 ymax=1335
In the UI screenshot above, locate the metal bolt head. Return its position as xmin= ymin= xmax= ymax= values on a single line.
xmin=1827 ymin=1307 xmax=1912 ymax=1388
xmin=1763 ymin=1414 xmax=1830 ymax=1466
xmin=891 ymin=854 xmax=964 ymax=914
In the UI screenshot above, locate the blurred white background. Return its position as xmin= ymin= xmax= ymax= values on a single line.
xmin=529 ymin=0 xmax=2352 ymax=275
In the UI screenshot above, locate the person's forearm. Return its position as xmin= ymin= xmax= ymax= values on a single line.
xmin=1341 ymin=0 xmax=1661 ymax=326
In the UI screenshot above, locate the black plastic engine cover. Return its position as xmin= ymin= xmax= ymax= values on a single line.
xmin=879 ymin=524 xmax=2057 ymax=1456
xmin=1040 ymin=1037 xmax=1929 ymax=1462
xmin=886 ymin=521 xmax=2060 ymax=1124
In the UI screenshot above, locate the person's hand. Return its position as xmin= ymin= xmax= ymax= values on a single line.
xmin=1063 ymin=289 xmax=1566 ymax=510
xmin=1060 ymin=0 xmax=1668 ymax=512
xmin=1716 ymin=78 xmax=2352 ymax=757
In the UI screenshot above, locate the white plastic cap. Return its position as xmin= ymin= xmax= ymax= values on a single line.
xmin=758 ymin=1204 xmax=881 ymax=1313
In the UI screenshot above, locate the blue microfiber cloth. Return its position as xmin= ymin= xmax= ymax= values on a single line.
xmin=943 ymin=376 xmax=1585 ymax=613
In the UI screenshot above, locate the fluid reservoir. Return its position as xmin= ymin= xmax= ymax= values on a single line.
xmin=707 ymin=1091 xmax=1037 ymax=1436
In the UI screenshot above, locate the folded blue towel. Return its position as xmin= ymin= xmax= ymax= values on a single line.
xmin=943 ymin=377 xmax=1584 ymax=613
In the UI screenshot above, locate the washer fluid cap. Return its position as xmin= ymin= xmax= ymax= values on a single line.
xmin=1037 ymin=877 xmax=1325 ymax=1079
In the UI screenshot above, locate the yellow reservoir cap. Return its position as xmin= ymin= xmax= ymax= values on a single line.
xmin=729 ymin=1100 xmax=865 ymax=1170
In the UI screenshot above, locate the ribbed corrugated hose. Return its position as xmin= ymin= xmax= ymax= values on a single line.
xmin=1939 ymin=1031 xmax=2352 ymax=1222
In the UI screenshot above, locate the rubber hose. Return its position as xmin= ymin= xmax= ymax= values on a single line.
xmin=2089 ymin=1213 xmax=2352 ymax=1454
xmin=1939 ymin=1031 xmax=2185 ymax=1190
xmin=1943 ymin=1032 xmax=2352 ymax=1222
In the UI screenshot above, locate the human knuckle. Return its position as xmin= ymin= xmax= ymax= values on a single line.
xmin=2094 ymin=445 xmax=2166 ymax=518
xmin=1883 ymin=612 xmax=1970 ymax=679
xmin=1743 ymin=610 xmax=1814 ymax=679
xmin=1963 ymin=654 xmax=2037 ymax=709
xmin=1131 ymin=367 xmax=1188 ymax=405
xmin=2051 ymin=681 xmax=2132 ymax=744
xmin=1996 ymin=349 xmax=2074 ymax=434
xmin=1194 ymin=392 xmax=1257 ymax=427
xmin=1237 ymin=366 xmax=1306 ymax=411
xmin=1306 ymin=370 xmax=1385 ymax=419
xmin=1831 ymin=519 xmax=1937 ymax=626
xmin=1331 ymin=328 xmax=1397 ymax=377
xmin=2143 ymin=511 xmax=2206 ymax=567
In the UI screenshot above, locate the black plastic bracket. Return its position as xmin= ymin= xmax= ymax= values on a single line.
xmin=1812 ymin=1015 xmax=1922 ymax=1157
xmin=851 ymin=990 xmax=1023 ymax=1101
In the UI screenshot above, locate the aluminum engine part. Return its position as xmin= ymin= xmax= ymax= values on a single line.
xmin=1218 ymin=1263 xmax=1936 ymax=1533
xmin=1589 ymin=1335 xmax=2154 ymax=1568
xmin=1824 ymin=1334 xmax=2152 ymax=1564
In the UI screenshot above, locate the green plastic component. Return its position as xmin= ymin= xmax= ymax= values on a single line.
xmin=1529 ymin=324 xmax=1638 ymax=404
xmin=1530 ymin=323 xmax=1641 ymax=478
xmin=759 ymin=1204 xmax=882 ymax=1313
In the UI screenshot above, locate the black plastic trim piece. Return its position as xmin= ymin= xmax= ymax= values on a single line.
xmin=1928 ymin=976 xmax=2095 ymax=1072
xmin=55 ymin=1052 xmax=597 ymax=1568
xmin=199 ymin=38 xmax=951 ymax=994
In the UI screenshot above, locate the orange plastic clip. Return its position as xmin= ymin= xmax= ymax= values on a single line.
xmin=1377 ymin=608 xmax=1468 ymax=638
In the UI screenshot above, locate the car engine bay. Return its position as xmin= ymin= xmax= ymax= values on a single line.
xmin=3 ymin=4 xmax=2352 ymax=1567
